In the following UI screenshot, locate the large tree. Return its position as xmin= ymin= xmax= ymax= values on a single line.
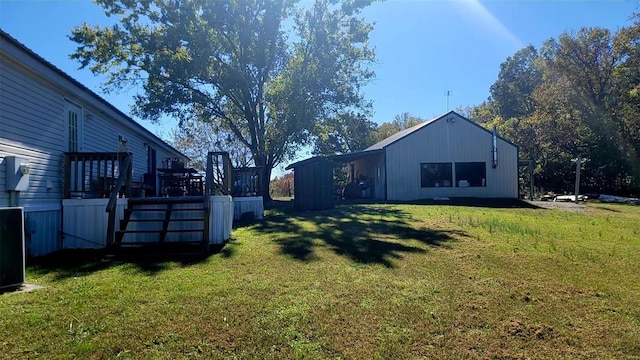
xmin=313 ymin=112 xmax=378 ymax=155
xmin=169 ymin=119 xmax=253 ymax=172
xmin=472 ymin=14 xmax=640 ymax=195
xmin=370 ymin=112 xmax=423 ymax=144
xmin=489 ymin=45 xmax=542 ymax=120
xmin=69 ymin=0 xmax=376 ymax=199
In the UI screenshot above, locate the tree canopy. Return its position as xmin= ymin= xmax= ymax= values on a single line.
xmin=69 ymin=0 xmax=376 ymax=198
xmin=470 ymin=14 xmax=640 ymax=195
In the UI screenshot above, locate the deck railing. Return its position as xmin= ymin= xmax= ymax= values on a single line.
xmin=105 ymin=155 xmax=132 ymax=246
xmin=64 ymin=152 xmax=133 ymax=199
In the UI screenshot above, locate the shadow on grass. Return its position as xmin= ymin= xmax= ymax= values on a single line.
xmin=256 ymin=205 xmax=466 ymax=268
xmin=27 ymin=243 xmax=230 ymax=281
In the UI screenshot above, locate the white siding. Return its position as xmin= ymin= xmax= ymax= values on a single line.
xmin=1 ymin=34 xmax=186 ymax=256
xmin=62 ymin=197 xmax=233 ymax=248
xmin=233 ymin=196 xmax=264 ymax=220
xmin=62 ymin=198 xmax=127 ymax=249
xmin=385 ymin=115 xmax=518 ymax=200
xmin=1 ymin=61 xmax=66 ymax=208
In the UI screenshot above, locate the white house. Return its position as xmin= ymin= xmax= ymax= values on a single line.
xmin=0 ymin=30 xmax=189 ymax=256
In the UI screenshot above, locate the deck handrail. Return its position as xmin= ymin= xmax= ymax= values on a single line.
xmin=64 ymin=152 xmax=130 ymax=198
xmin=204 ymin=152 xmax=214 ymax=209
xmin=105 ymin=155 xmax=132 ymax=245
xmin=202 ymin=152 xmax=215 ymax=253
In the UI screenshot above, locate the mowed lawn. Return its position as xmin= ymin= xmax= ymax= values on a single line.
xmin=1 ymin=201 xmax=639 ymax=359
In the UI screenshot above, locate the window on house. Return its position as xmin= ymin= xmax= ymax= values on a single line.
xmin=420 ymin=163 xmax=452 ymax=188
xmin=65 ymin=100 xmax=82 ymax=152
xmin=68 ymin=109 xmax=79 ymax=152
xmin=455 ymin=162 xmax=486 ymax=187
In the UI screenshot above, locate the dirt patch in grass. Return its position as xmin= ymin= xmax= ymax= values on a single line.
xmin=525 ymin=200 xmax=588 ymax=212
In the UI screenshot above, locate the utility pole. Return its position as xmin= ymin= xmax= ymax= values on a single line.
xmin=571 ymin=154 xmax=586 ymax=204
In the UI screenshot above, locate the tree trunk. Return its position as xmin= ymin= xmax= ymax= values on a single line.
xmin=261 ymin=165 xmax=273 ymax=202
xmin=254 ymin=155 xmax=273 ymax=202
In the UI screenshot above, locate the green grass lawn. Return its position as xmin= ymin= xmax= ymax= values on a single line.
xmin=1 ymin=201 xmax=639 ymax=359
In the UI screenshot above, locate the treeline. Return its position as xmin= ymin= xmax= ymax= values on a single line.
xmin=469 ymin=14 xmax=640 ymax=196
xmin=314 ymin=112 xmax=424 ymax=155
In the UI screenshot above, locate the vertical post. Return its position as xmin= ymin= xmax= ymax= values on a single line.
xmin=574 ymin=154 xmax=582 ymax=204
xmin=64 ymin=154 xmax=71 ymax=198
xmin=529 ymin=161 xmax=534 ymax=201
xmin=125 ymin=154 xmax=132 ymax=198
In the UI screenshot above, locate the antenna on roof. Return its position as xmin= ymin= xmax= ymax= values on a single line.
xmin=446 ymin=90 xmax=451 ymax=111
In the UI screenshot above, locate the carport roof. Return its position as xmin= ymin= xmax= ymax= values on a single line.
xmin=331 ymin=149 xmax=384 ymax=162
xmin=285 ymin=149 xmax=384 ymax=170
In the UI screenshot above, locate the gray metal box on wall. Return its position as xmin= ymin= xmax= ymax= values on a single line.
xmin=5 ymin=156 xmax=32 ymax=191
xmin=0 ymin=207 xmax=26 ymax=289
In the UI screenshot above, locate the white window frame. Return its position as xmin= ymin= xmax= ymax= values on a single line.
xmin=64 ymin=99 xmax=84 ymax=152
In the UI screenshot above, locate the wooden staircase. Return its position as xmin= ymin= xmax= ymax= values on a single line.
xmin=109 ymin=196 xmax=209 ymax=254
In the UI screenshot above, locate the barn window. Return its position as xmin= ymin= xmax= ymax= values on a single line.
xmin=420 ymin=163 xmax=452 ymax=188
xmin=455 ymin=162 xmax=486 ymax=187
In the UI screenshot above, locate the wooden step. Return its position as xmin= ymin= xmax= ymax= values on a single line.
xmin=116 ymin=229 xmax=204 ymax=234
xmin=119 ymin=218 xmax=204 ymax=228
xmin=124 ymin=208 xmax=205 ymax=214
xmin=122 ymin=218 xmax=204 ymax=223
xmin=128 ymin=196 xmax=206 ymax=205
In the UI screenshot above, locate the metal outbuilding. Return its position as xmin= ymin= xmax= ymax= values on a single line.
xmin=287 ymin=111 xmax=520 ymax=206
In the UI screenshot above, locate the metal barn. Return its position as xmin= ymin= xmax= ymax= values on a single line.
xmin=287 ymin=111 xmax=519 ymax=204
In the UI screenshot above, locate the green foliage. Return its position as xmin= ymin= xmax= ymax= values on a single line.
xmin=313 ymin=112 xmax=378 ymax=155
xmin=169 ymin=119 xmax=253 ymax=172
xmin=471 ymin=14 xmax=640 ymax=195
xmin=69 ymin=0 xmax=377 ymax=198
xmin=489 ymin=45 xmax=542 ymax=119
xmin=369 ymin=112 xmax=424 ymax=144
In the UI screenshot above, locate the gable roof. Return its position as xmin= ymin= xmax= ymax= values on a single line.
xmin=0 ymin=29 xmax=188 ymax=160
xmin=366 ymin=111 xmax=518 ymax=151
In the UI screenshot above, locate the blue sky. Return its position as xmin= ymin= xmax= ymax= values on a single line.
xmin=1 ymin=0 xmax=638 ymax=170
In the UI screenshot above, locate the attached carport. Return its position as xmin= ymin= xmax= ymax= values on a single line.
xmin=333 ymin=149 xmax=386 ymax=200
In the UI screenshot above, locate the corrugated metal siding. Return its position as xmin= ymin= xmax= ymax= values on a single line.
xmin=25 ymin=209 xmax=61 ymax=257
xmin=209 ymin=196 xmax=233 ymax=244
xmin=385 ymin=117 xmax=518 ymax=200
xmin=293 ymin=160 xmax=335 ymax=211
xmin=233 ymin=196 xmax=264 ymax=220
xmin=61 ymin=197 xmax=233 ymax=248
xmin=62 ymin=198 xmax=127 ymax=249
